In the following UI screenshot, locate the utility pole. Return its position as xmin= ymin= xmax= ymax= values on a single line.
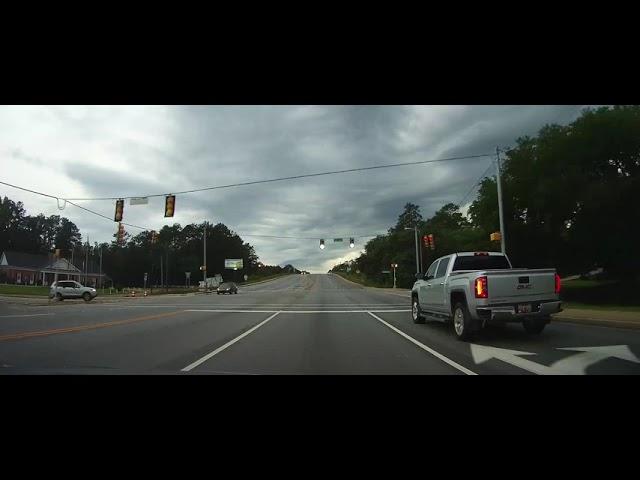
xmin=414 ymin=226 xmax=420 ymax=274
xmin=99 ymin=247 xmax=102 ymax=290
xmin=160 ymin=255 xmax=163 ymax=289
xmin=496 ymin=146 xmax=507 ymax=255
xmin=85 ymin=237 xmax=89 ymax=285
xmin=404 ymin=227 xmax=421 ymax=275
xmin=203 ymin=222 xmax=207 ymax=287
xmin=71 ymin=246 xmax=75 ymax=282
xmin=166 ymin=250 xmax=169 ymax=292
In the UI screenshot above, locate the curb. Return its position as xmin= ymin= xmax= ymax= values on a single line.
xmin=552 ymin=315 xmax=640 ymax=330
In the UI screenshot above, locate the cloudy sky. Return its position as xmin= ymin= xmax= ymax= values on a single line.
xmin=0 ymin=106 xmax=589 ymax=272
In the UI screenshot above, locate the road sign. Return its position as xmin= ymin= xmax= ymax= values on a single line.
xmin=185 ymin=272 xmax=191 ymax=279
xmin=225 ymin=259 xmax=243 ymax=269
xmin=244 ymin=274 xmax=248 ymax=281
xmin=382 ymin=270 xmax=391 ymax=274
xmin=333 ymin=238 xmax=343 ymax=242
xmin=130 ymin=197 xmax=149 ymax=205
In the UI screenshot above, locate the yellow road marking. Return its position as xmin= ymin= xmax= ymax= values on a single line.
xmin=0 ymin=310 xmax=184 ymax=342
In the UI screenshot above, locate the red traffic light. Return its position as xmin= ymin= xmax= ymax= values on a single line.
xmin=427 ymin=234 xmax=435 ymax=250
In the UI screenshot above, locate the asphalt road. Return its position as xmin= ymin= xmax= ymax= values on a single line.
xmin=1 ymin=274 xmax=639 ymax=374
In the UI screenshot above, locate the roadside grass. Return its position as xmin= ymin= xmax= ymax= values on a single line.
xmin=333 ymin=272 xmax=391 ymax=288
xmin=0 ymin=273 xmax=292 ymax=298
xmin=0 ymin=285 xmax=50 ymax=296
xmin=561 ymin=278 xmax=640 ymax=307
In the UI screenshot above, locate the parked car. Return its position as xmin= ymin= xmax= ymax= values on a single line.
xmin=49 ymin=280 xmax=98 ymax=302
xmin=411 ymin=252 xmax=562 ymax=340
xmin=217 ymin=282 xmax=238 ymax=295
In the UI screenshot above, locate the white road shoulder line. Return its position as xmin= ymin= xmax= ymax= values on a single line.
xmin=367 ymin=311 xmax=477 ymax=375
xmin=0 ymin=313 xmax=54 ymax=318
xmin=181 ymin=311 xmax=281 ymax=372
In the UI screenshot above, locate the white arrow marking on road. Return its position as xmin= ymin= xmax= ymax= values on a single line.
xmin=470 ymin=344 xmax=563 ymax=375
xmin=551 ymin=345 xmax=640 ymax=375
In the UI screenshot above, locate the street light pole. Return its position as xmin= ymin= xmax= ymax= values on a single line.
xmin=496 ymin=146 xmax=507 ymax=254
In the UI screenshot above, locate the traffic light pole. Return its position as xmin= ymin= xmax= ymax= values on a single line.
xmin=496 ymin=147 xmax=507 ymax=255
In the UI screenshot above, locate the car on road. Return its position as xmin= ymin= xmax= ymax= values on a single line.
xmin=411 ymin=252 xmax=562 ymax=340
xmin=49 ymin=280 xmax=98 ymax=302
xmin=217 ymin=282 xmax=238 ymax=295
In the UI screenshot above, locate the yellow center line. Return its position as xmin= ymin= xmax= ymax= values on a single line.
xmin=0 ymin=310 xmax=185 ymax=342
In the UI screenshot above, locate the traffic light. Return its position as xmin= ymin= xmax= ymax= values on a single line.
xmin=114 ymin=199 xmax=124 ymax=222
xmin=320 ymin=239 xmax=325 ymax=250
xmin=427 ymin=234 xmax=435 ymax=250
xmin=490 ymin=232 xmax=502 ymax=242
xmin=423 ymin=235 xmax=429 ymax=248
xmin=164 ymin=195 xmax=175 ymax=217
xmin=349 ymin=238 xmax=355 ymax=248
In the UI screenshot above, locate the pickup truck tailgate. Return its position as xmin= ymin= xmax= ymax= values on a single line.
xmin=485 ymin=269 xmax=556 ymax=302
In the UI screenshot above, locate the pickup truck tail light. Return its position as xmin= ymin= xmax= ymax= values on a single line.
xmin=555 ymin=273 xmax=561 ymax=294
xmin=475 ymin=276 xmax=488 ymax=298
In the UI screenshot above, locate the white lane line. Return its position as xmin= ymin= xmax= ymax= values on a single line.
xmin=181 ymin=311 xmax=281 ymax=372
xmin=367 ymin=312 xmax=478 ymax=375
xmin=0 ymin=313 xmax=54 ymax=318
xmin=185 ymin=309 xmax=411 ymax=314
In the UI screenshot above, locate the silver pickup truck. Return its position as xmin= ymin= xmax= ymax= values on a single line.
xmin=411 ymin=252 xmax=562 ymax=340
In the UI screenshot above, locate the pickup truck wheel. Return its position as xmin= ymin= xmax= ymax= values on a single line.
xmin=83 ymin=292 xmax=92 ymax=302
xmin=453 ymin=302 xmax=474 ymax=341
xmin=411 ymin=297 xmax=425 ymax=324
xmin=523 ymin=318 xmax=546 ymax=334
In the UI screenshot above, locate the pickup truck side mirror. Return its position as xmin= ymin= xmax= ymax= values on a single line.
xmin=414 ymin=273 xmax=423 ymax=281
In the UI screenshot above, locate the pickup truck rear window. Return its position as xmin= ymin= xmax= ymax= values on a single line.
xmin=452 ymin=255 xmax=511 ymax=271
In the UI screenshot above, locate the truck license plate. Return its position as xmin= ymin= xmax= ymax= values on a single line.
xmin=518 ymin=304 xmax=532 ymax=313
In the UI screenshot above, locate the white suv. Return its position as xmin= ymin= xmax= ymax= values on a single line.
xmin=49 ymin=281 xmax=98 ymax=302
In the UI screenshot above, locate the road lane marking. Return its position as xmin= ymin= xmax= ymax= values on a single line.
xmin=181 ymin=311 xmax=282 ymax=372
xmin=367 ymin=312 xmax=477 ymax=375
xmin=0 ymin=310 xmax=183 ymax=342
xmin=185 ymin=309 xmax=411 ymax=314
xmin=0 ymin=313 xmax=54 ymax=318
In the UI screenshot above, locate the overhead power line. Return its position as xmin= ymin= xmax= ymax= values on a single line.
xmin=0 ymin=179 xmax=386 ymax=239
xmin=0 ymin=180 xmax=150 ymax=231
xmin=63 ymin=153 xmax=494 ymax=201
xmin=456 ymin=159 xmax=497 ymax=208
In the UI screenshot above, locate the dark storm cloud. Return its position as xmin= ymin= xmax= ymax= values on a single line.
xmin=2 ymin=106 xmax=590 ymax=272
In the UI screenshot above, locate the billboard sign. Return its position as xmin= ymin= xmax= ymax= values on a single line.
xmin=225 ymin=259 xmax=243 ymax=270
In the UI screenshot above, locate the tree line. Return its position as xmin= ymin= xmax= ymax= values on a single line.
xmin=0 ymin=197 xmax=298 ymax=287
xmin=332 ymin=105 xmax=640 ymax=288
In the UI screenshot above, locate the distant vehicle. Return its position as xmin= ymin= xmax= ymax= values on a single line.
xmin=217 ymin=282 xmax=238 ymax=295
xmin=411 ymin=252 xmax=562 ymax=340
xmin=49 ymin=280 xmax=98 ymax=302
